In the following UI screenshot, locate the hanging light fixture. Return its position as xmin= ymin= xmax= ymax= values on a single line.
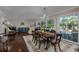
xmin=40 ymin=7 xmax=47 ymax=20
xmin=35 ymin=7 xmax=48 ymax=28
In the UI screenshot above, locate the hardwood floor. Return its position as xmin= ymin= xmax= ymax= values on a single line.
xmin=0 ymin=33 xmax=29 ymax=52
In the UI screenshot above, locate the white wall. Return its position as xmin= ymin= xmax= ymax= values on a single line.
xmin=0 ymin=10 xmax=7 ymax=34
xmin=0 ymin=17 xmax=5 ymax=34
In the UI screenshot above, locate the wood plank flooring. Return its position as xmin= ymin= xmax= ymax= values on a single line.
xmin=0 ymin=33 xmax=29 ymax=52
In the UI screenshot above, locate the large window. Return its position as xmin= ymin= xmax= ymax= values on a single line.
xmin=60 ymin=15 xmax=78 ymax=42
xmin=34 ymin=19 xmax=54 ymax=32
xmin=47 ymin=20 xmax=54 ymax=29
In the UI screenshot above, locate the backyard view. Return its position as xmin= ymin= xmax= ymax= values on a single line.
xmin=35 ymin=20 xmax=54 ymax=32
xmin=60 ymin=15 xmax=78 ymax=42
xmin=47 ymin=20 xmax=54 ymax=30
xmin=41 ymin=20 xmax=54 ymax=31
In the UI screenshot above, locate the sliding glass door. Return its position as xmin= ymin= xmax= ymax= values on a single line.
xmin=59 ymin=15 xmax=78 ymax=42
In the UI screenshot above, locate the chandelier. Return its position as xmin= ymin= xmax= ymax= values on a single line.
xmin=40 ymin=7 xmax=48 ymax=20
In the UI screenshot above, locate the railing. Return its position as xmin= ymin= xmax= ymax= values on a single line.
xmin=60 ymin=31 xmax=78 ymax=42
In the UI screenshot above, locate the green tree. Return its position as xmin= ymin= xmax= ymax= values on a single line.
xmin=48 ymin=20 xmax=54 ymax=29
xmin=40 ymin=21 xmax=46 ymax=32
xmin=60 ymin=16 xmax=78 ymax=32
xmin=69 ymin=16 xmax=78 ymax=32
xmin=60 ymin=17 xmax=69 ymax=30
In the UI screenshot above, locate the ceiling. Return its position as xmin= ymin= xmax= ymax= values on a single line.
xmin=0 ymin=6 xmax=76 ymax=23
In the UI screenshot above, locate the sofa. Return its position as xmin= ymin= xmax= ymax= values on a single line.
xmin=18 ymin=27 xmax=29 ymax=34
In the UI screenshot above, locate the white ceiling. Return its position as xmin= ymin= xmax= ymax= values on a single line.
xmin=0 ymin=6 xmax=76 ymax=22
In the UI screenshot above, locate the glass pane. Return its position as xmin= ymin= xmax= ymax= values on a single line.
xmin=40 ymin=21 xmax=46 ymax=32
xmin=47 ymin=20 xmax=54 ymax=31
xmin=60 ymin=15 xmax=78 ymax=42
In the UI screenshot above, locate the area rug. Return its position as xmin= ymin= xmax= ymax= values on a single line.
xmin=23 ymin=36 xmax=77 ymax=52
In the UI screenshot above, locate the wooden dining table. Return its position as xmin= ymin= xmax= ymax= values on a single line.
xmin=35 ymin=31 xmax=57 ymax=50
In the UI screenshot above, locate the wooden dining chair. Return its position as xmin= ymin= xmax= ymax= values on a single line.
xmin=32 ymin=31 xmax=39 ymax=46
xmin=56 ymin=34 xmax=62 ymax=51
xmin=32 ymin=31 xmax=35 ymax=42
xmin=50 ymin=30 xmax=62 ymax=52
xmin=32 ymin=31 xmax=37 ymax=43
xmin=38 ymin=32 xmax=47 ymax=49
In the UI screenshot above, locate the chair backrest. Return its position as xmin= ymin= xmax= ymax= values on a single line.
xmin=32 ymin=31 xmax=39 ymax=38
xmin=50 ymin=30 xmax=56 ymax=33
xmin=50 ymin=30 xmax=56 ymax=39
xmin=35 ymin=27 xmax=40 ymax=31
xmin=32 ymin=31 xmax=35 ymax=36
xmin=50 ymin=30 xmax=62 ymax=44
xmin=56 ymin=34 xmax=62 ymax=43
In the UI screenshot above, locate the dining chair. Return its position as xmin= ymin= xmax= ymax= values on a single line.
xmin=32 ymin=30 xmax=46 ymax=49
xmin=56 ymin=33 xmax=62 ymax=51
xmin=32 ymin=27 xmax=40 ymax=43
xmin=32 ymin=31 xmax=36 ymax=43
xmin=32 ymin=31 xmax=39 ymax=46
xmin=38 ymin=32 xmax=47 ymax=49
xmin=50 ymin=30 xmax=62 ymax=52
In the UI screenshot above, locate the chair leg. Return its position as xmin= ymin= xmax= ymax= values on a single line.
xmin=3 ymin=43 xmax=5 ymax=52
xmin=58 ymin=43 xmax=61 ymax=52
xmin=45 ymin=39 xmax=49 ymax=50
xmin=32 ymin=38 xmax=34 ymax=41
xmin=34 ymin=38 xmax=36 ymax=43
xmin=33 ymin=39 xmax=35 ymax=43
xmin=35 ymin=39 xmax=37 ymax=46
xmin=44 ymin=41 xmax=46 ymax=46
xmin=54 ymin=44 xmax=57 ymax=52
xmin=39 ymin=40 xmax=41 ymax=49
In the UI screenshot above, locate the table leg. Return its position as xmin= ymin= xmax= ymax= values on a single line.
xmin=45 ymin=38 xmax=49 ymax=50
xmin=3 ymin=43 xmax=5 ymax=52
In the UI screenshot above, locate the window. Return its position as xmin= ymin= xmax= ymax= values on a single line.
xmin=47 ymin=20 xmax=54 ymax=29
xmin=40 ymin=21 xmax=46 ymax=27
xmin=40 ymin=21 xmax=46 ymax=32
xmin=60 ymin=15 xmax=78 ymax=42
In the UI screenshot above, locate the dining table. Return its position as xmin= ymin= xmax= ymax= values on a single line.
xmin=35 ymin=31 xmax=57 ymax=50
